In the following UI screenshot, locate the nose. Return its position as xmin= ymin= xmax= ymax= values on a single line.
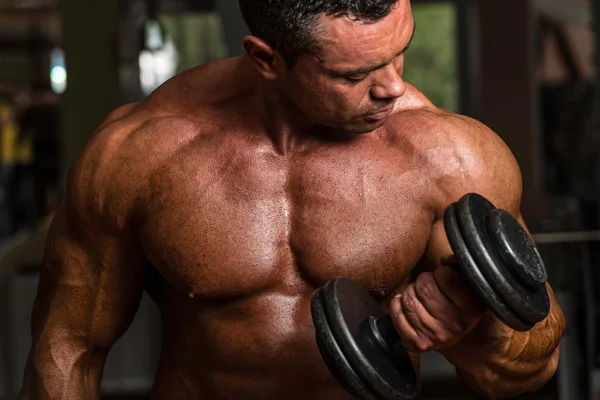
xmin=370 ymin=63 xmax=406 ymax=100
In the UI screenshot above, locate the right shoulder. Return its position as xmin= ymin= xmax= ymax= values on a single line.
xmin=65 ymin=102 xmax=202 ymax=233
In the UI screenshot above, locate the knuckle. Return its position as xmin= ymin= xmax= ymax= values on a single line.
xmin=402 ymin=292 xmax=419 ymax=314
xmin=434 ymin=330 xmax=452 ymax=344
xmin=415 ymin=339 xmax=433 ymax=353
xmin=448 ymin=320 xmax=466 ymax=334
xmin=415 ymin=278 xmax=435 ymax=303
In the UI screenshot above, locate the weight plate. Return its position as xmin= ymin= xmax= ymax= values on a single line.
xmin=456 ymin=194 xmax=550 ymax=325
xmin=311 ymin=287 xmax=380 ymax=400
xmin=487 ymin=208 xmax=547 ymax=291
xmin=323 ymin=278 xmax=418 ymax=400
xmin=444 ymin=203 xmax=534 ymax=331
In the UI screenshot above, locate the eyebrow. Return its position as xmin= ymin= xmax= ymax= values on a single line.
xmin=331 ymin=20 xmax=416 ymax=76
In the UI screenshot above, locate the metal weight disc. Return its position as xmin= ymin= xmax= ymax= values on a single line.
xmin=456 ymin=194 xmax=550 ymax=326
xmin=323 ymin=278 xmax=418 ymax=400
xmin=487 ymin=209 xmax=548 ymax=291
xmin=311 ymin=287 xmax=381 ymax=400
xmin=444 ymin=203 xmax=534 ymax=332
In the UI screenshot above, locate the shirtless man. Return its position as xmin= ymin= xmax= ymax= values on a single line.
xmin=20 ymin=0 xmax=566 ymax=399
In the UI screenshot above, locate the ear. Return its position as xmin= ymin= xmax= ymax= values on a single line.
xmin=242 ymin=36 xmax=286 ymax=80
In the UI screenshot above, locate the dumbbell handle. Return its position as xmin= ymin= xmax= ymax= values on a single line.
xmin=367 ymin=314 xmax=400 ymax=355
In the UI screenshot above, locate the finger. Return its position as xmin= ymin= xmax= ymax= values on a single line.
xmin=414 ymin=272 xmax=467 ymax=334
xmin=401 ymin=285 xmax=447 ymax=348
xmin=389 ymin=295 xmax=430 ymax=353
xmin=434 ymin=266 xmax=486 ymax=314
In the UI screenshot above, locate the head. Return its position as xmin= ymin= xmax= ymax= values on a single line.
xmin=240 ymin=0 xmax=415 ymax=134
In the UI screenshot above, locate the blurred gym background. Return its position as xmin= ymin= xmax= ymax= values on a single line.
xmin=0 ymin=0 xmax=598 ymax=398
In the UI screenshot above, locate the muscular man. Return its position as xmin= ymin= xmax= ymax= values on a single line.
xmin=20 ymin=0 xmax=565 ymax=399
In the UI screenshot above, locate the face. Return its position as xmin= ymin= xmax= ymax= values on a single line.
xmin=280 ymin=0 xmax=415 ymax=134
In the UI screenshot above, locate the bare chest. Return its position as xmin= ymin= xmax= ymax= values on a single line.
xmin=138 ymin=145 xmax=435 ymax=301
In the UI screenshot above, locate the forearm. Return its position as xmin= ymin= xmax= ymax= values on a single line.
xmin=440 ymin=292 xmax=565 ymax=398
xmin=20 ymin=344 xmax=107 ymax=400
xmin=454 ymin=345 xmax=559 ymax=399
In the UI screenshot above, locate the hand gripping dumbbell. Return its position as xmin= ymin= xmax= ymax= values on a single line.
xmin=311 ymin=193 xmax=551 ymax=400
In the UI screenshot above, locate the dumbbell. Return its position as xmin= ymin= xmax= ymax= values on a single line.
xmin=311 ymin=193 xmax=551 ymax=400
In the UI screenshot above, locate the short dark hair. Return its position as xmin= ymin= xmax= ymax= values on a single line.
xmin=239 ymin=0 xmax=398 ymax=67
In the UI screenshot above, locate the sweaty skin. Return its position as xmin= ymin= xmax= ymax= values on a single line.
xmin=21 ymin=2 xmax=564 ymax=400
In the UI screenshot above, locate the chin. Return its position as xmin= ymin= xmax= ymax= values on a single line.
xmin=342 ymin=120 xmax=386 ymax=135
xmin=349 ymin=127 xmax=379 ymax=135
xmin=314 ymin=114 xmax=386 ymax=136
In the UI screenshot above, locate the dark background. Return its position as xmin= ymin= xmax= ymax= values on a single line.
xmin=0 ymin=0 xmax=598 ymax=398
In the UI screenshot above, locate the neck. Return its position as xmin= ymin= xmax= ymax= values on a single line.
xmin=261 ymin=82 xmax=318 ymax=154
xmin=244 ymin=61 xmax=352 ymax=155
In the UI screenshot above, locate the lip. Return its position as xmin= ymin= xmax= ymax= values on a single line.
xmin=365 ymin=106 xmax=395 ymax=121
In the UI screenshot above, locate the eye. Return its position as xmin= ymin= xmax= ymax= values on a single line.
xmin=345 ymin=73 xmax=369 ymax=83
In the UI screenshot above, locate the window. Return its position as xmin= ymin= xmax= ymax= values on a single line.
xmin=403 ymin=2 xmax=460 ymax=112
xmin=158 ymin=12 xmax=228 ymax=73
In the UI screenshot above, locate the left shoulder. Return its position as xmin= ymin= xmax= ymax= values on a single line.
xmin=444 ymin=112 xmax=522 ymax=210
xmin=435 ymin=111 xmax=523 ymax=216
xmin=388 ymin=105 xmax=523 ymax=216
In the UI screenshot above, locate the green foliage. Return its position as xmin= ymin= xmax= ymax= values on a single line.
xmin=159 ymin=12 xmax=229 ymax=73
xmin=403 ymin=3 xmax=459 ymax=112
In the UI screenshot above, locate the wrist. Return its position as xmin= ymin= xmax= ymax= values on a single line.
xmin=28 ymin=347 xmax=104 ymax=400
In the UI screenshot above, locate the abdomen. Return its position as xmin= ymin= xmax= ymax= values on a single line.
xmin=151 ymin=289 xmax=353 ymax=400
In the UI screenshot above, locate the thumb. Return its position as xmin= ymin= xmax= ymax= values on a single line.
xmin=440 ymin=254 xmax=458 ymax=266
